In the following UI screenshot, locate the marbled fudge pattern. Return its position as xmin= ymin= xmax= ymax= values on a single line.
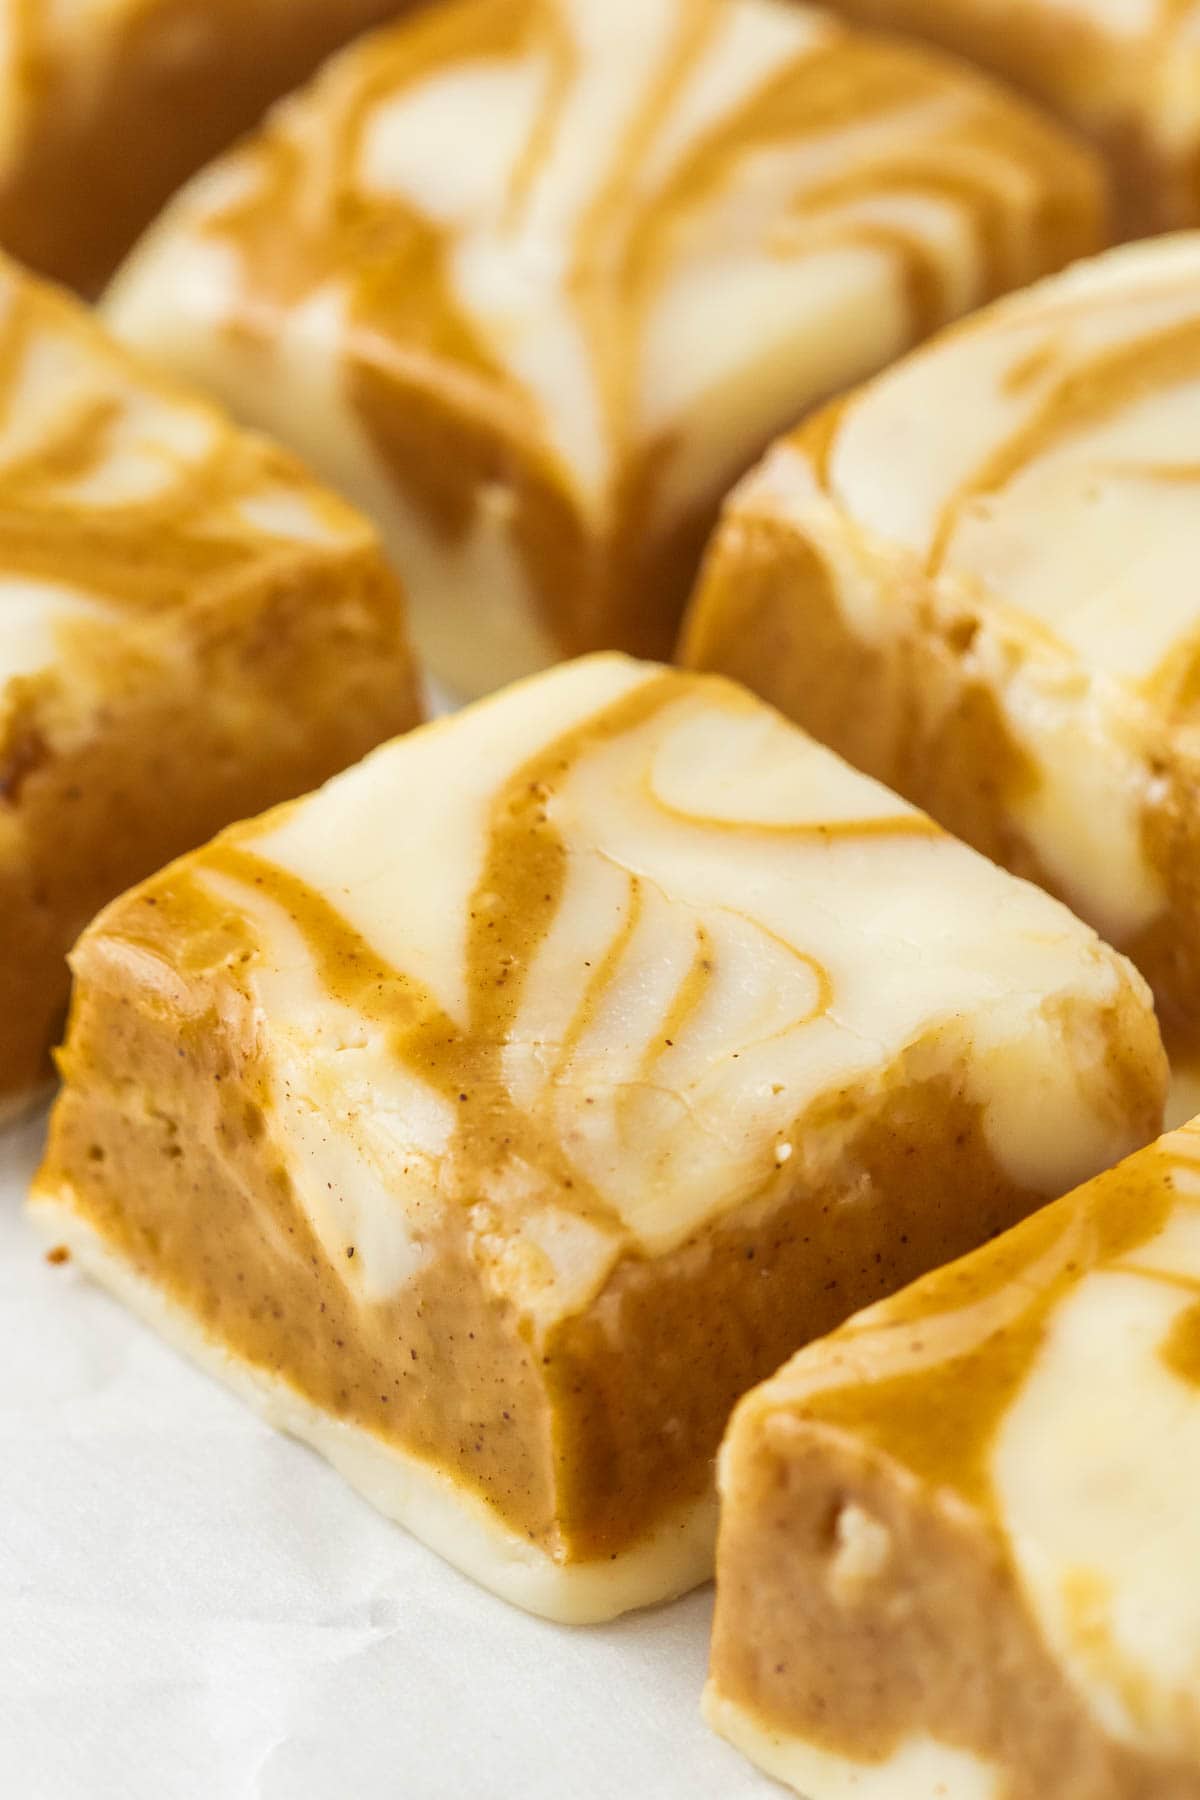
xmin=685 ymin=235 xmax=1200 ymax=1059
xmin=105 ymin=0 xmax=1105 ymax=696
xmin=0 ymin=0 xmax=409 ymax=289
xmin=709 ymin=1118 xmax=1200 ymax=1799
xmin=816 ymin=0 xmax=1200 ymax=228
xmin=0 ymin=251 xmax=419 ymax=1112
xmin=32 ymin=656 xmax=1163 ymax=1618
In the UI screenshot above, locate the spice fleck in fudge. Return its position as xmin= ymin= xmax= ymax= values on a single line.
xmin=708 ymin=1117 xmax=1200 ymax=1799
xmin=104 ymin=0 xmax=1106 ymax=697
xmin=31 ymin=656 xmax=1163 ymax=1620
xmin=0 ymin=251 xmax=420 ymax=1118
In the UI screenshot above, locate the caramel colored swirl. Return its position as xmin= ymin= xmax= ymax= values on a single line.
xmin=149 ymin=653 xmax=1160 ymax=1289
xmin=683 ymin=234 xmax=1200 ymax=1057
xmin=0 ymin=248 xmax=419 ymax=1107
xmin=720 ymin=1120 xmax=1200 ymax=1787
xmin=33 ymin=653 xmax=1163 ymax=1603
xmin=105 ymin=0 xmax=1105 ymax=696
xmin=802 ymin=0 xmax=1200 ymax=229
xmin=816 ymin=237 xmax=1200 ymax=712
xmin=0 ymin=0 xmax=408 ymax=290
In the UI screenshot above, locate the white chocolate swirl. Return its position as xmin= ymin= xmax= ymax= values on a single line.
xmin=686 ymin=234 xmax=1200 ymax=1023
xmin=0 ymin=252 xmax=381 ymax=704
xmin=0 ymin=0 xmax=409 ymax=289
xmin=751 ymin=1118 xmax=1200 ymax=1770
xmin=104 ymin=0 xmax=1104 ymax=695
xmin=183 ymin=654 xmax=1160 ymax=1308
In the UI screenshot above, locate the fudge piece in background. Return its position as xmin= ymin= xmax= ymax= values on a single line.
xmin=814 ymin=0 xmax=1200 ymax=230
xmin=105 ymin=0 xmax=1105 ymax=698
xmin=685 ymin=236 xmax=1200 ymax=1069
xmin=0 ymin=251 xmax=419 ymax=1117
xmin=0 ymin=0 xmax=411 ymax=291
xmin=708 ymin=1117 xmax=1200 ymax=1799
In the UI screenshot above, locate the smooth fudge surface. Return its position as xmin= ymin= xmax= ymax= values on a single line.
xmin=31 ymin=655 xmax=1164 ymax=1619
xmin=0 ymin=0 xmax=409 ymax=291
xmin=684 ymin=234 xmax=1200 ymax=1061
xmin=813 ymin=0 xmax=1200 ymax=229
xmin=0 ymin=250 xmax=420 ymax=1115
xmin=104 ymin=0 xmax=1105 ymax=698
xmin=708 ymin=1117 xmax=1200 ymax=1799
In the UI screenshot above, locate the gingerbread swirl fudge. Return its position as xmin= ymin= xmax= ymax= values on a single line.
xmin=0 ymin=252 xmax=420 ymax=1120
xmin=684 ymin=234 xmax=1200 ymax=1065
xmin=0 ymin=0 xmax=410 ymax=292
xmin=815 ymin=0 xmax=1200 ymax=230
xmin=708 ymin=1117 xmax=1200 ymax=1800
xmin=31 ymin=657 xmax=1164 ymax=1620
xmin=102 ymin=0 xmax=1106 ymax=699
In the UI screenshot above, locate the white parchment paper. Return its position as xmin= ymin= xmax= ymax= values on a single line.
xmin=0 ymin=1109 xmax=777 ymax=1800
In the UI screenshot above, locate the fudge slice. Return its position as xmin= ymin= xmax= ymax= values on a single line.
xmin=0 ymin=0 xmax=410 ymax=291
xmin=708 ymin=1118 xmax=1200 ymax=1800
xmin=814 ymin=0 xmax=1200 ymax=230
xmin=31 ymin=655 xmax=1163 ymax=1620
xmin=0 ymin=251 xmax=419 ymax=1118
xmin=103 ymin=0 xmax=1106 ymax=699
xmin=684 ymin=235 xmax=1200 ymax=1063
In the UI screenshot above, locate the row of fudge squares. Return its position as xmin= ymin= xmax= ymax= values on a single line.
xmin=3 ymin=0 xmax=1200 ymax=1500
xmin=85 ymin=0 xmax=1200 ymax=1071
xmin=5 ymin=5 xmax=1200 ymax=1791
xmin=0 ymin=0 xmax=1120 ymax=1119
xmin=24 ymin=655 xmax=1200 ymax=1799
xmin=3 ymin=0 xmax=1200 ymax=295
xmin=10 ymin=219 xmax=1200 ymax=1113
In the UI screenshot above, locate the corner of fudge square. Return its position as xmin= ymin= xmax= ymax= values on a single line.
xmin=0 ymin=246 xmax=420 ymax=1118
xmin=705 ymin=1117 xmax=1200 ymax=1796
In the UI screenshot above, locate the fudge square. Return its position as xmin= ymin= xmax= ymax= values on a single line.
xmin=814 ymin=0 xmax=1200 ymax=230
xmin=0 ymin=250 xmax=420 ymax=1119
xmin=683 ymin=235 xmax=1200 ymax=1064
xmin=0 ymin=0 xmax=408 ymax=292
xmin=31 ymin=656 xmax=1163 ymax=1622
xmin=102 ymin=0 xmax=1106 ymax=699
xmin=708 ymin=1117 xmax=1200 ymax=1800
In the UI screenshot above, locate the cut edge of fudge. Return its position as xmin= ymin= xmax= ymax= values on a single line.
xmin=703 ymin=1120 xmax=1200 ymax=1795
xmin=101 ymin=0 xmax=1109 ymax=699
xmin=26 ymin=1191 xmax=717 ymax=1623
xmin=702 ymin=1664 xmax=1012 ymax=1800
xmin=680 ymin=234 xmax=1200 ymax=1061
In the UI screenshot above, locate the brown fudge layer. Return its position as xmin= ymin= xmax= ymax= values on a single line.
xmin=684 ymin=236 xmax=1200 ymax=1060
xmin=708 ymin=1120 xmax=1200 ymax=1797
xmin=0 ymin=252 xmax=420 ymax=1110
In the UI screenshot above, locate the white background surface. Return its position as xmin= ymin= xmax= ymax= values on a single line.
xmin=0 ymin=1108 xmax=776 ymax=1800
